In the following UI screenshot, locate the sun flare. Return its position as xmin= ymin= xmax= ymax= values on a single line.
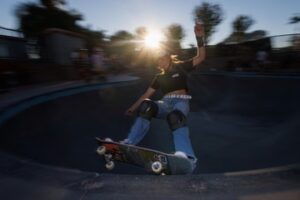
xmin=144 ymin=30 xmax=164 ymax=49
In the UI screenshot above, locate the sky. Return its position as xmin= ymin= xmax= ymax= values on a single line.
xmin=0 ymin=0 xmax=299 ymax=47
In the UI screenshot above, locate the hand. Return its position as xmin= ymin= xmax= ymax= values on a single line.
xmin=124 ymin=108 xmax=135 ymax=116
xmin=194 ymin=23 xmax=204 ymax=38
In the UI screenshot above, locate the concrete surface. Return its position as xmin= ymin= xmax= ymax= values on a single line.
xmin=0 ymin=71 xmax=300 ymax=199
xmin=0 ymin=152 xmax=299 ymax=200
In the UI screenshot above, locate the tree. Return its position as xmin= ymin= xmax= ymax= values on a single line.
xmin=110 ymin=30 xmax=134 ymax=42
xmin=40 ymin=0 xmax=66 ymax=9
xmin=14 ymin=0 xmax=108 ymax=58
xmin=83 ymin=29 xmax=107 ymax=52
xmin=109 ymin=30 xmax=135 ymax=62
xmin=288 ymin=14 xmax=300 ymax=49
xmin=222 ymin=30 xmax=267 ymax=44
xmin=289 ymin=14 xmax=300 ymax=24
xmin=232 ymin=15 xmax=255 ymax=42
xmin=164 ymin=24 xmax=185 ymax=53
xmin=289 ymin=14 xmax=300 ymax=33
xmin=15 ymin=0 xmax=83 ymax=38
xmin=193 ymin=2 xmax=224 ymax=44
xmin=135 ymin=26 xmax=148 ymax=40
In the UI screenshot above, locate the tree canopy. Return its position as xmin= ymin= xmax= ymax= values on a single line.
xmin=164 ymin=24 xmax=185 ymax=53
xmin=15 ymin=0 xmax=83 ymax=38
xmin=40 ymin=0 xmax=66 ymax=9
xmin=289 ymin=14 xmax=300 ymax=33
xmin=193 ymin=2 xmax=224 ymax=44
xmin=232 ymin=15 xmax=255 ymax=42
xmin=289 ymin=14 xmax=300 ymax=24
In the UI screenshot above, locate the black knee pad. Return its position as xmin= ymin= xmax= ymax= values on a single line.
xmin=137 ymin=99 xmax=158 ymax=120
xmin=167 ymin=110 xmax=187 ymax=131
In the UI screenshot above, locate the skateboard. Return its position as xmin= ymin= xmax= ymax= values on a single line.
xmin=95 ymin=138 xmax=193 ymax=175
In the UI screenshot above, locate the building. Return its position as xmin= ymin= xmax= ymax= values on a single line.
xmin=40 ymin=28 xmax=86 ymax=65
xmin=0 ymin=27 xmax=27 ymax=60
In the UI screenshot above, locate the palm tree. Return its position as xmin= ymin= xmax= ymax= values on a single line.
xmin=232 ymin=15 xmax=255 ymax=42
xmin=193 ymin=2 xmax=224 ymax=44
xmin=40 ymin=0 xmax=66 ymax=9
xmin=289 ymin=14 xmax=300 ymax=33
xmin=164 ymin=24 xmax=185 ymax=53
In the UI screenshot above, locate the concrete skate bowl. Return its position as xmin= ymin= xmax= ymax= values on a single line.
xmin=0 ymin=73 xmax=299 ymax=174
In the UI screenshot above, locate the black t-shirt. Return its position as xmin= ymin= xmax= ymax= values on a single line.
xmin=150 ymin=59 xmax=194 ymax=95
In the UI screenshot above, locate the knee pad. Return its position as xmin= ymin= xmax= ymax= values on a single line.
xmin=137 ymin=99 xmax=158 ymax=120
xmin=167 ymin=110 xmax=187 ymax=131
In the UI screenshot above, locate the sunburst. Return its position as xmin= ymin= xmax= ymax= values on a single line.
xmin=144 ymin=30 xmax=164 ymax=49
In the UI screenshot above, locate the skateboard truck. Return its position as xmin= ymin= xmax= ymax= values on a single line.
xmin=96 ymin=146 xmax=115 ymax=170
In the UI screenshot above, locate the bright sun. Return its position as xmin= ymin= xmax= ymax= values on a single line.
xmin=144 ymin=30 xmax=164 ymax=49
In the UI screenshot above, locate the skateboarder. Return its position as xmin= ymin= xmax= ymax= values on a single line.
xmin=122 ymin=22 xmax=205 ymax=171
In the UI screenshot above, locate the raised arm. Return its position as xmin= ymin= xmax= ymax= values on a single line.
xmin=192 ymin=22 xmax=206 ymax=67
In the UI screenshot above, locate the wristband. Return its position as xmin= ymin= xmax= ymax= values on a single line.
xmin=196 ymin=36 xmax=205 ymax=47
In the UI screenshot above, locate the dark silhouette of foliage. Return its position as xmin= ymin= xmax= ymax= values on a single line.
xmin=232 ymin=15 xmax=255 ymax=42
xmin=289 ymin=14 xmax=300 ymax=33
xmin=110 ymin=30 xmax=134 ymax=42
xmin=109 ymin=30 xmax=135 ymax=61
xmin=15 ymin=0 xmax=83 ymax=38
xmin=193 ymin=2 xmax=224 ymax=44
xmin=40 ymin=0 xmax=66 ymax=9
xmin=289 ymin=14 xmax=300 ymax=24
xmin=164 ymin=23 xmax=185 ymax=53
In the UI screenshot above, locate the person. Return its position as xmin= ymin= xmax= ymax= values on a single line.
xmin=90 ymin=48 xmax=107 ymax=79
xmin=77 ymin=48 xmax=91 ymax=81
xmin=90 ymin=48 xmax=107 ymax=75
xmin=121 ymin=22 xmax=205 ymax=171
xmin=256 ymin=49 xmax=268 ymax=71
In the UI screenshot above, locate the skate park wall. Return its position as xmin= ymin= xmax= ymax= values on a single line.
xmin=0 ymin=73 xmax=299 ymax=174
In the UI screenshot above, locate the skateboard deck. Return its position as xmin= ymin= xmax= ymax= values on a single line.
xmin=95 ymin=137 xmax=193 ymax=175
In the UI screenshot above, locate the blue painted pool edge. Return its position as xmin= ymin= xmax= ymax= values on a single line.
xmin=0 ymin=80 xmax=138 ymax=127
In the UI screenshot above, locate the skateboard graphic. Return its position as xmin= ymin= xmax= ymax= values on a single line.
xmin=95 ymin=138 xmax=193 ymax=175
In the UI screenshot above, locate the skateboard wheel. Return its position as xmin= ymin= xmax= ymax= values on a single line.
xmin=151 ymin=161 xmax=163 ymax=174
xmin=105 ymin=161 xmax=115 ymax=170
xmin=96 ymin=146 xmax=106 ymax=155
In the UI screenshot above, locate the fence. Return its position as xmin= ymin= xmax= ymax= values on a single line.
xmin=271 ymin=34 xmax=300 ymax=51
xmin=0 ymin=27 xmax=24 ymax=38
